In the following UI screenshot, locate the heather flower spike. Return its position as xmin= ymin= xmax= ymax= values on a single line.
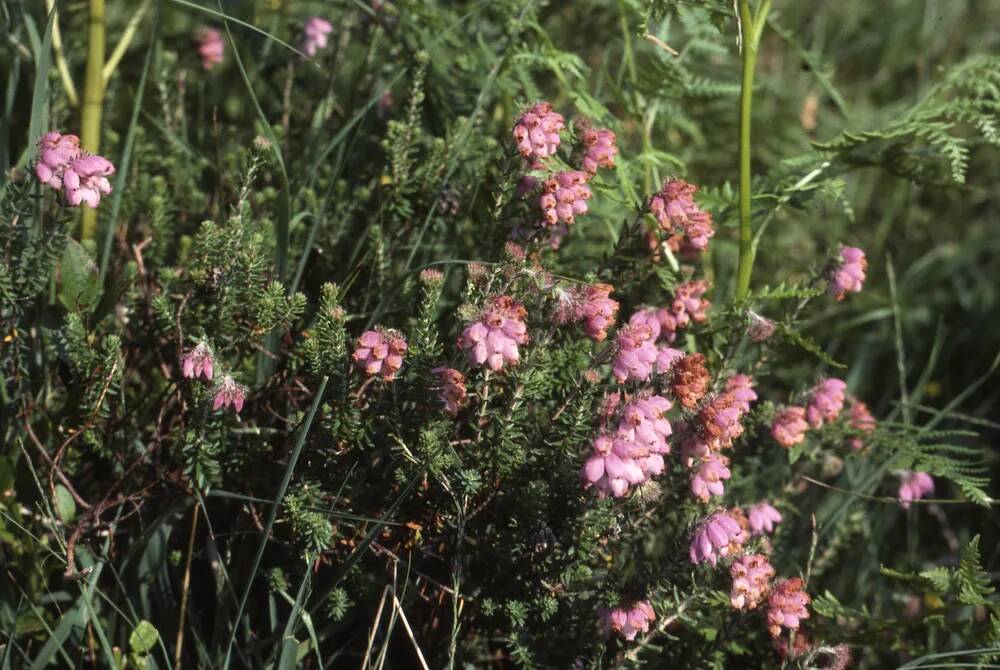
xmin=598 ymin=600 xmax=655 ymax=641
xmin=805 ymin=378 xmax=847 ymax=428
xmin=898 ymin=471 xmax=934 ymax=508
xmin=828 ymin=246 xmax=867 ymax=301
xmin=63 ymin=155 xmax=116 ymax=208
xmin=848 ymin=397 xmax=876 ymax=450
xmin=580 ymin=127 xmax=618 ymax=175
xmin=612 ymin=323 xmax=658 ymax=383
xmin=767 ymin=578 xmax=811 ymax=637
xmin=197 ymin=27 xmax=225 ymax=70
xmin=771 ymin=406 xmax=808 ymax=448
xmin=689 ymin=511 xmax=748 ymax=566
xmin=512 ymin=102 xmax=565 ymax=166
xmin=302 ymin=17 xmax=333 ymax=57
xmin=648 ymin=178 xmax=716 ymax=253
xmin=213 ymin=376 xmax=247 ymax=414
xmin=181 ymin=343 xmax=214 ymax=381
xmin=458 ymin=296 xmax=529 ymax=371
xmin=747 ymin=502 xmax=783 ymax=536
xmin=730 ymin=554 xmax=775 ymax=610
xmin=35 ymin=131 xmax=81 ymax=189
xmin=353 ymin=329 xmax=408 ymax=381
xmin=690 ymin=453 xmax=732 ymax=502
xmin=432 ymin=366 xmax=467 ymax=416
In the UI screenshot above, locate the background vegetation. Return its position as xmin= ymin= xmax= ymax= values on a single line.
xmin=1 ymin=0 xmax=998 ymax=667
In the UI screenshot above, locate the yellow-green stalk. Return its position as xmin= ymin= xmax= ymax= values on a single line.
xmin=79 ymin=0 xmax=106 ymax=241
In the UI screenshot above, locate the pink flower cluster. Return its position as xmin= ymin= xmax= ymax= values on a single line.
xmin=771 ymin=406 xmax=809 ymax=448
xmin=828 ymin=246 xmax=867 ymax=301
xmin=432 ymin=366 xmax=467 ymax=415
xmin=558 ymin=283 xmax=619 ymax=341
xmin=598 ymin=600 xmax=655 ymax=641
xmin=690 ymin=453 xmax=731 ymax=502
xmin=581 ymin=395 xmax=673 ymax=497
xmin=626 ymin=280 xmax=710 ymax=344
xmin=747 ymin=501 xmax=783 ymax=536
xmin=648 ymin=178 xmax=716 ymax=254
xmin=898 ymin=471 xmax=934 ymax=508
xmin=806 ymin=378 xmax=847 ymax=428
xmin=682 ymin=376 xmax=756 ymax=500
xmin=197 ymin=27 xmax=225 ymax=71
xmin=302 ymin=17 xmax=333 ymax=57
xmin=458 ymin=296 xmax=529 ymax=371
xmin=181 ymin=343 xmax=214 ymax=381
xmin=730 ymin=554 xmax=775 ymax=610
xmin=848 ymin=398 xmax=876 ymax=450
xmin=767 ymin=578 xmax=811 ymax=637
xmin=213 ymin=375 xmax=247 ymax=414
xmin=353 ymin=329 xmax=408 ymax=381
xmin=580 ymin=127 xmax=618 ymax=175
xmin=539 ymin=171 xmax=592 ymax=229
xmin=612 ymin=324 xmax=659 ymax=383
xmin=689 ymin=511 xmax=747 ymax=566
xmin=34 ymin=132 xmax=116 ymax=208
xmin=512 ymin=102 xmax=565 ymax=167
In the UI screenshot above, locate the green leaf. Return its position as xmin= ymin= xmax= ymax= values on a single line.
xmin=957 ymin=535 xmax=994 ymax=606
xmin=129 ymin=620 xmax=159 ymax=654
xmin=59 ymin=239 xmax=101 ymax=312
xmin=54 ymin=484 xmax=76 ymax=523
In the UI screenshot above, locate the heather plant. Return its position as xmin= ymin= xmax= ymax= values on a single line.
xmin=2 ymin=1 xmax=999 ymax=669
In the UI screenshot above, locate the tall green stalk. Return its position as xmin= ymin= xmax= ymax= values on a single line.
xmin=79 ymin=0 xmax=106 ymax=241
xmin=734 ymin=0 xmax=771 ymax=300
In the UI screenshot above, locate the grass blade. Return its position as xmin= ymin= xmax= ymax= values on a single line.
xmin=220 ymin=376 xmax=328 ymax=670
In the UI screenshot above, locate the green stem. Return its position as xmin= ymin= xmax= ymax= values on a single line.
xmin=79 ymin=0 xmax=106 ymax=241
xmin=734 ymin=0 xmax=771 ymax=300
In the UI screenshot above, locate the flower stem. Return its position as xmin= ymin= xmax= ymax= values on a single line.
xmin=79 ymin=0 xmax=106 ymax=241
xmin=734 ymin=0 xmax=771 ymax=300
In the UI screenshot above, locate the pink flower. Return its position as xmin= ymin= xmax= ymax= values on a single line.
xmin=806 ymin=378 xmax=847 ymax=428
xmin=63 ymin=155 xmax=115 ymax=208
xmin=671 ymin=280 xmax=711 ymax=326
xmin=648 ymin=178 xmax=715 ymax=252
xmin=628 ymin=308 xmax=663 ymax=342
xmin=898 ymin=471 xmax=934 ymax=508
xmin=848 ymin=398 xmax=876 ymax=451
xmin=747 ymin=502 xmax=783 ymax=535
xmin=301 ymin=17 xmax=333 ymax=57
xmin=612 ymin=324 xmax=658 ymax=383
xmin=598 ymin=600 xmax=655 ymax=641
xmin=512 ymin=102 xmax=565 ymax=165
xmin=181 ymin=343 xmax=214 ymax=381
xmin=34 ymin=131 xmax=81 ymax=189
xmin=352 ymin=328 xmax=408 ymax=380
xmin=580 ymin=127 xmax=618 ymax=175
xmin=771 ymin=406 xmax=808 ymax=448
xmin=581 ymin=434 xmax=647 ymax=498
xmin=539 ymin=170 xmax=592 ymax=228
xmin=458 ymin=296 xmax=529 ymax=371
xmin=828 ymin=246 xmax=867 ymax=301
xmin=690 ymin=453 xmax=731 ymax=502
xmin=582 ymin=394 xmax=673 ymax=497
xmin=767 ymin=578 xmax=811 ymax=637
xmin=213 ymin=375 xmax=247 ymax=413
xmin=577 ymin=284 xmax=619 ymax=342
xmin=730 ymin=554 xmax=775 ymax=610
xmin=197 ymin=28 xmax=225 ymax=70
xmin=432 ymin=366 xmax=467 ymax=415
xmin=655 ymin=346 xmax=684 ymax=374
xmin=747 ymin=311 xmax=776 ymax=342
xmin=689 ymin=511 xmax=747 ymax=566
xmin=725 ymin=374 xmax=757 ymax=413
xmin=697 ymin=392 xmax=745 ymax=451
